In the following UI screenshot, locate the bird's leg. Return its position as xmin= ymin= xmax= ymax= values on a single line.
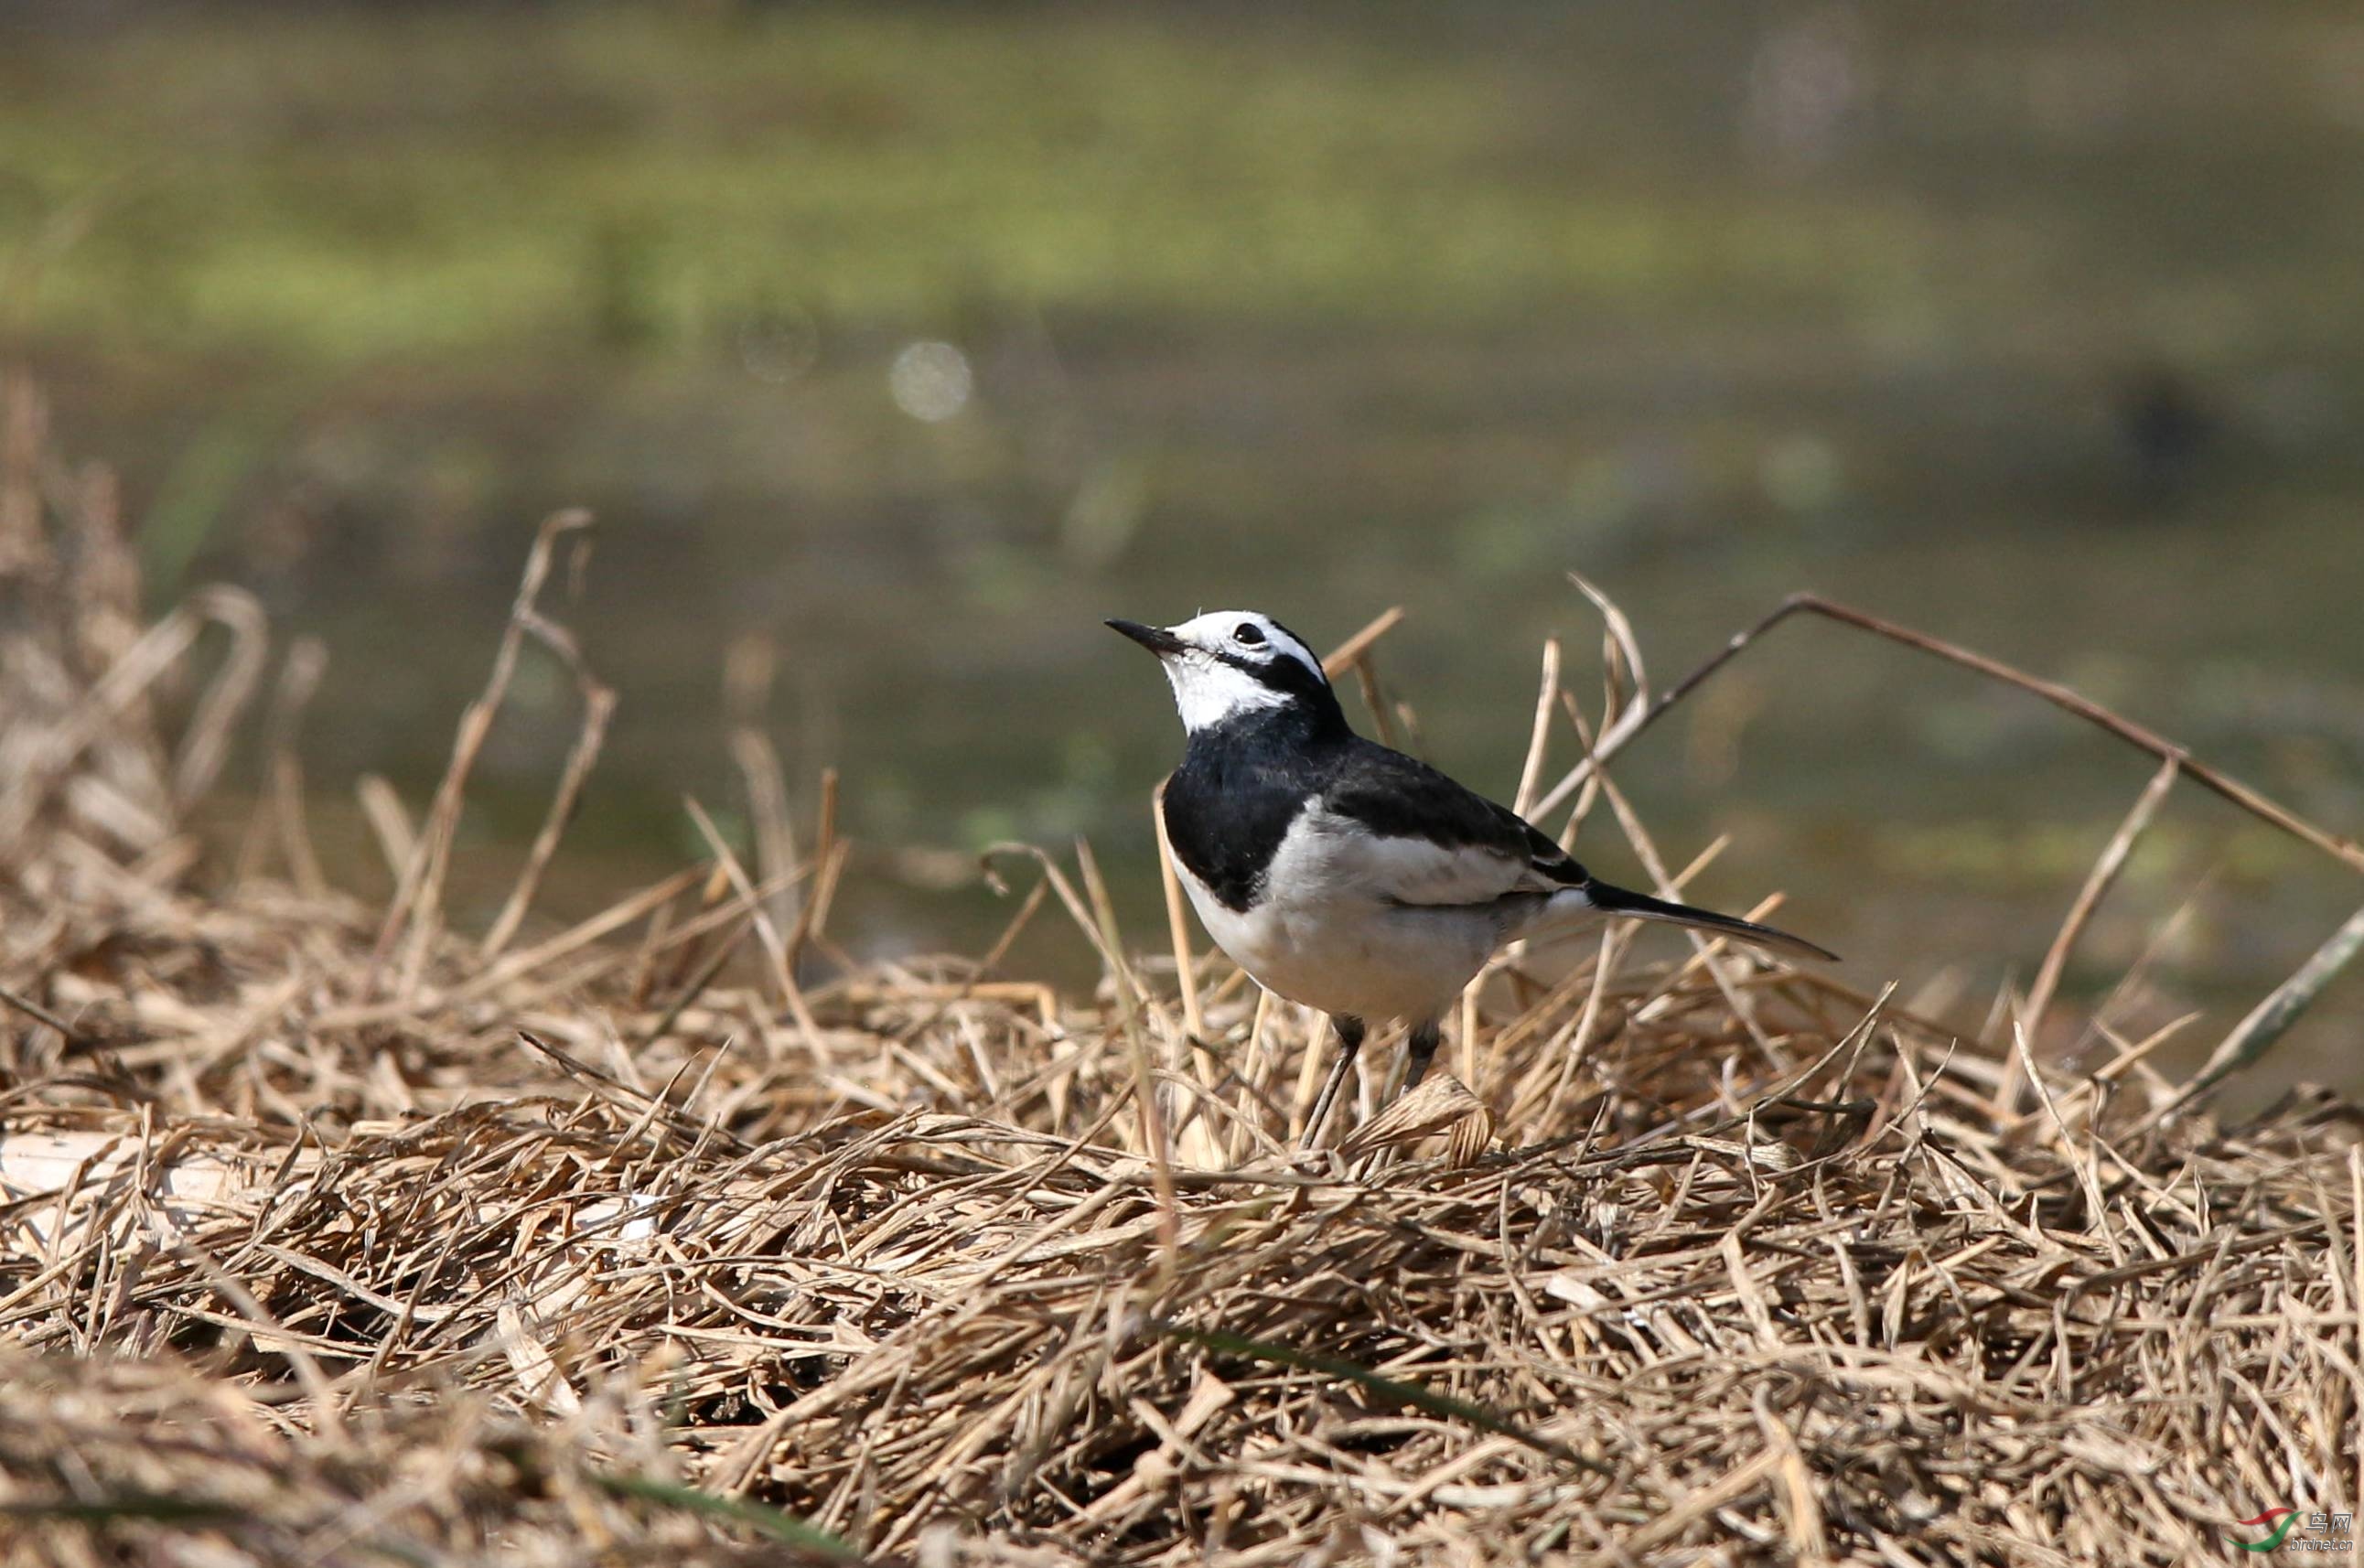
xmin=1301 ymin=1014 xmax=1366 ymax=1149
xmin=1402 ymin=1018 xmax=1442 ymax=1092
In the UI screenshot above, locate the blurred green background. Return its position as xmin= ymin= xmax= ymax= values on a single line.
xmin=5 ymin=3 xmax=2361 ymax=1091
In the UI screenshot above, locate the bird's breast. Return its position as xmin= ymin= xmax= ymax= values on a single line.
xmin=1167 ymin=812 xmax=1503 ymax=1024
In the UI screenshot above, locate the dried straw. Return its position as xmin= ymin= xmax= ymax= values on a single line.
xmin=4 ymin=392 xmax=2360 ymax=1566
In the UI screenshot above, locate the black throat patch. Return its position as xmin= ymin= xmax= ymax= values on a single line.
xmin=1159 ymin=703 xmax=1341 ymax=912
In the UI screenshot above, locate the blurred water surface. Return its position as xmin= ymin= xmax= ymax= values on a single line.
xmin=5 ymin=3 xmax=2361 ymax=1094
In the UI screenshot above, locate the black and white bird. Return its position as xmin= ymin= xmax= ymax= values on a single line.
xmin=1109 ymin=610 xmax=1835 ymax=1144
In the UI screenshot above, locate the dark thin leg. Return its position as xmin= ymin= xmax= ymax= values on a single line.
xmin=1302 ymin=1015 xmax=1366 ymax=1149
xmin=1403 ymin=1018 xmax=1442 ymax=1092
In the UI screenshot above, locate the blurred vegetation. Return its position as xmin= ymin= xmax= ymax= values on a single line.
xmin=19 ymin=5 xmax=2363 ymax=367
xmin=0 ymin=6 xmax=1959 ymax=358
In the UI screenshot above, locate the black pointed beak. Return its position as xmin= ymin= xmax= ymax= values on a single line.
xmin=1106 ymin=618 xmax=1186 ymax=657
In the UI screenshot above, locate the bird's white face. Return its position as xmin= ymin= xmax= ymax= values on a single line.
xmin=1115 ymin=610 xmax=1328 ymax=734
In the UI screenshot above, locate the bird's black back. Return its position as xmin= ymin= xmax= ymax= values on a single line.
xmin=1161 ymin=695 xmax=1589 ymax=913
xmin=1318 ymin=735 xmax=1588 ymax=886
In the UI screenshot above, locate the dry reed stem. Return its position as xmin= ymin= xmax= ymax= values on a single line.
xmin=1510 ymin=636 xmax=1562 ymax=821
xmin=1317 ymin=606 xmax=1405 ymax=679
xmin=2170 ymin=899 xmax=2364 ymax=1113
xmin=0 ymin=585 xmax=266 ymax=852
xmin=1151 ymin=781 xmax=1204 ymax=1042
xmin=369 ymin=508 xmax=593 ymax=993
xmin=232 ymin=634 xmax=329 ymax=899
xmin=479 ymin=610 xmax=618 ymax=959
xmin=1539 ymin=590 xmax=2364 ymax=876
xmin=2001 ymin=756 xmax=2181 ymax=1115
xmin=684 ymin=796 xmax=822 ymax=1047
xmin=726 ymin=631 xmax=805 ymax=940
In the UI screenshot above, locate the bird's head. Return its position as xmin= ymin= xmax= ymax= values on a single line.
xmin=1106 ymin=610 xmax=1339 ymax=735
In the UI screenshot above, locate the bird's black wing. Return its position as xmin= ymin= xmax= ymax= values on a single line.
xmin=1315 ymin=737 xmax=1588 ymax=907
xmin=1316 ymin=737 xmax=1837 ymax=961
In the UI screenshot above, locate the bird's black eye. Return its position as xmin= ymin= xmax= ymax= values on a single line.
xmin=1233 ymin=623 xmax=1265 ymax=647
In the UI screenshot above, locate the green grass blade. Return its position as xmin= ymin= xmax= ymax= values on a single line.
xmin=0 ymin=1491 xmax=246 ymax=1524
xmin=1151 ymin=1320 xmax=1603 ymax=1474
xmin=590 ymin=1471 xmax=861 ymax=1560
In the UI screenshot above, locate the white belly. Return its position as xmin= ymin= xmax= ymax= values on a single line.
xmin=1171 ymin=817 xmax=1509 ymax=1024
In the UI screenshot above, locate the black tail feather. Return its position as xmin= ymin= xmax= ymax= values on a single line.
xmin=1578 ymin=879 xmax=1839 ymax=963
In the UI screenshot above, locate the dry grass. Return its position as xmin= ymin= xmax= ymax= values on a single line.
xmin=4 ymin=378 xmax=2361 ymax=1566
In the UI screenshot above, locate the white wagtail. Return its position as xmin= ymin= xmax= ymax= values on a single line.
xmin=1110 ymin=610 xmax=1836 ymax=1144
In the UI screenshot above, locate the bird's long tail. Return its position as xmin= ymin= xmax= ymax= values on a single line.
xmin=1542 ymin=878 xmax=1838 ymax=963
